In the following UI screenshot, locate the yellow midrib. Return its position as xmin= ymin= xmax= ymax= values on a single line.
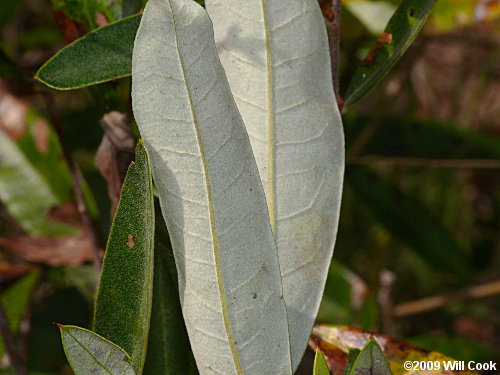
xmin=261 ymin=0 xmax=276 ymax=235
xmin=169 ymin=2 xmax=244 ymax=374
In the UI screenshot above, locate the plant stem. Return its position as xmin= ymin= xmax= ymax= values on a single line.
xmin=347 ymin=156 xmax=500 ymax=169
xmin=40 ymin=87 xmax=102 ymax=271
xmin=330 ymin=0 xmax=342 ymax=101
xmin=395 ymin=280 xmax=500 ymax=317
xmin=0 ymin=304 xmax=27 ymax=375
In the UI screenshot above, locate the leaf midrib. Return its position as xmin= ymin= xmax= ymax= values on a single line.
xmin=262 ymin=0 xmax=276 ymax=235
xmin=168 ymin=1 xmax=243 ymax=374
xmin=65 ymin=329 xmax=115 ymax=375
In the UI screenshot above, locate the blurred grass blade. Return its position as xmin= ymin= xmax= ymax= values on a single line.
xmin=348 ymin=338 xmax=392 ymax=375
xmin=313 ymin=349 xmax=330 ymax=375
xmin=346 ymin=167 xmax=469 ymax=277
xmin=35 ymin=14 xmax=141 ymax=90
xmin=59 ymin=325 xmax=136 ymax=375
xmin=346 ymin=116 xmax=500 ymax=160
xmin=94 ymin=141 xmax=154 ymax=374
xmin=143 ymin=202 xmax=196 ymax=375
xmin=345 ymin=0 xmax=437 ymax=105
xmin=0 ymin=271 xmax=40 ymax=358
xmin=310 ymin=325 xmax=479 ymax=375
xmin=0 ymin=131 xmax=74 ymax=236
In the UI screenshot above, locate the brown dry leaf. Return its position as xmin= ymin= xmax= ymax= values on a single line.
xmin=0 ymin=81 xmax=28 ymax=140
xmin=0 ymin=231 xmax=94 ymax=266
xmin=0 ymin=202 xmax=96 ymax=267
xmin=0 ymin=260 xmax=34 ymax=283
xmin=309 ymin=325 xmax=478 ymax=375
xmin=95 ymin=111 xmax=135 ymax=215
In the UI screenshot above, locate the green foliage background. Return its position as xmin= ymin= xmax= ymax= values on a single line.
xmin=0 ymin=0 xmax=498 ymax=373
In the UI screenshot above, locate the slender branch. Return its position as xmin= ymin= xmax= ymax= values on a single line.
xmin=0 ymin=304 xmax=27 ymax=375
xmin=347 ymin=156 xmax=500 ymax=169
xmin=395 ymin=280 xmax=500 ymax=317
xmin=39 ymin=87 xmax=102 ymax=271
xmin=330 ymin=0 xmax=342 ymax=100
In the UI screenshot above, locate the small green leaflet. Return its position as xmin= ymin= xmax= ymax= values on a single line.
xmin=59 ymin=325 xmax=136 ymax=375
xmin=313 ymin=349 xmax=330 ymax=375
xmin=348 ymin=338 xmax=392 ymax=375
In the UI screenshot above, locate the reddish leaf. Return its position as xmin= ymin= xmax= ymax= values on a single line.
xmin=53 ymin=10 xmax=87 ymax=45
xmin=309 ymin=325 xmax=478 ymax=375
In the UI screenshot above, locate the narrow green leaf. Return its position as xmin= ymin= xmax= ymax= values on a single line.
xmin=346 ymin=167 xmax=470 ymax=277
xmin=344 ymin=349 xmax=361 ymax=375
xmin=313 ymin=349 xmax=330 ymax=375
xmin=35 ymin=14 xmax=141 ymax=90
xmin=94 ymin=141 xmax=154 ymax=374
xmin=59 ymin=325 xmax=136 ymax=375
xmin=345 ymin=0 xmax=437 ymax=105
xmin=348 ymin=338 xmax=392 ymax=375
xmin=0 ymin=271 xmax=40 ymax=358
xmin=143 ymin=201 xmax=195 ymax=375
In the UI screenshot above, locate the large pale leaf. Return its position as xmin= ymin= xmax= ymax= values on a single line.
xmin=94 ymin=141 xmax=154 ymax=374
xmin=206 ymin=0 xmax=344 ymax=369
xmin=59 ymin=325 xmax=136 ymax=375
xmin=131 ymin=0 xmax=292 ymax=374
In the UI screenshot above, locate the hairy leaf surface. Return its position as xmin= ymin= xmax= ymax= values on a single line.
xmin=206 ymin=0 xmax=344 ymax=369
xmin=93 ymin=141 xmax=154 ymax=374
xmin=59 ymin=325 xmax=136 ymax=375
xmin=35 ymin=14 xmax=141 ymax=90
xmin=132 ymin=0 xmax=292 ymax=374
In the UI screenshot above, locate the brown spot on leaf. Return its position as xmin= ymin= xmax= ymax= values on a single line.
xmin=363 ymin=32 xmax=393 ymax=67
xmin=127 ymin=234 xmax=135 ymax=248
